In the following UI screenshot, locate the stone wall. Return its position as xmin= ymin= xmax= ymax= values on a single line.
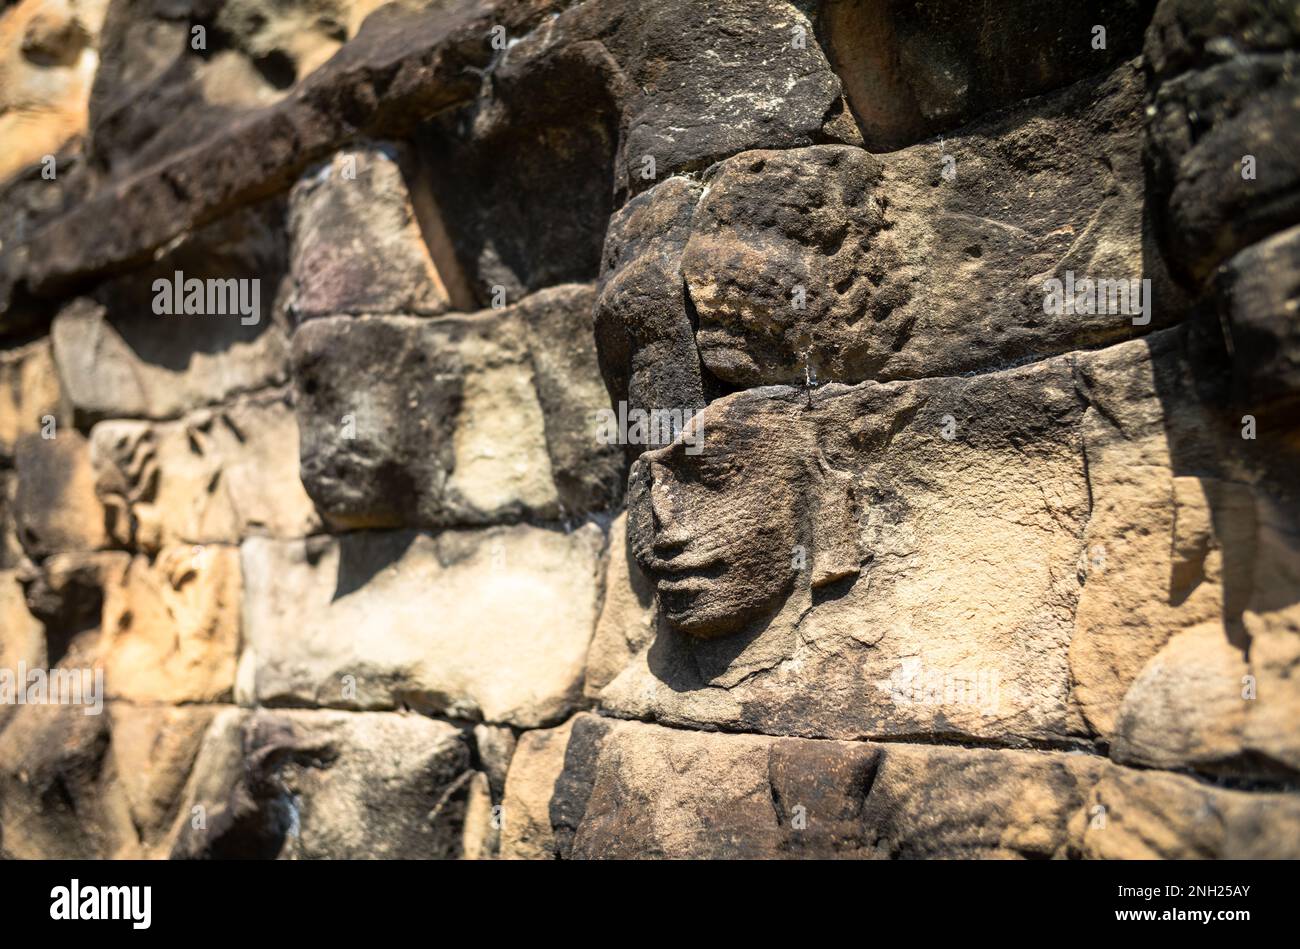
xmin=0 ymin=0 xmax=1297 ymax=859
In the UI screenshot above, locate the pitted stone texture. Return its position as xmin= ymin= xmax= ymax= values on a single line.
xmin=550 ymin=715 xmax=1105 ymax=859
xmin=1069 ymin=330 xmax=1300 ymax=778
xmin=168 ymin=708 xmax=474 ymax=860
xmin=87 ymin=0 xmax=384 ymax=179
xmin=50 ymin=202 xmax=291 ymax=424
xmin=498 ymin=716 xmax=574 ymax=860
xmin=0 ymin=568 xmax=45 ymax=730
xmin=13 ymin=426 xmax=109 ymax=557
xmin=100 ymin=544 xmax=241 ymax=704
xmin=584 ymin=511 xmax=655 ymax=699
xmin=0 ymin=337 xmax=62 ymax=463
xmin=683 ymin=146 xmax=886 ymax=387
xmin=288 ymin=143 xmax=458 ymax=319
xmin=1144 ymin=0 xmax=1300 ymax=284
xmin=594 ymin=176 xmax=710 ymax=450
xmin=240 ymin=523 xmax=604 ymax=727
xmin=603 ymin=353 xmax=1091 ymax=745
xmin=105 ymin=703 xmax=216 ymax=855
xmin=293 ymin=284 xmax=620 ymax=529
xmin=0 ymin=631 xmax=136 ymax=860
xmin=1211 ymin=224 xmax=1300 ymax=416
xmin=683 ymin=63 xmax=1182 ymax=388
xmin=547 ymin=715 xmax=1300 ymax=859
xmin=90 ymin=390 xmax=320 ymax=551
xmin=26 ymin=0 xmax=570 ymax=296
xmin=822 ymin=0 xmax=1155 ymax=150
xmin=1076 ymin=765 xmax=1300 ymax=859
xmin=0 ymin=0 xmax=109 ymax=184
xmin=597 ymin=324 xmax=1300 ymax=769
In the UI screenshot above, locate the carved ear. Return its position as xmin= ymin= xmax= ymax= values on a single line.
xmin=808 ymin=453 xmax=861 ymax=589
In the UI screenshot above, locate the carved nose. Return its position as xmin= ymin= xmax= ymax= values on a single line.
xmin=648 ymin=462 xmax=690 ymax=551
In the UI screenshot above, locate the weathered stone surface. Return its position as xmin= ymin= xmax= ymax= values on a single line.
xmin=0 ymin=695 xmax=224 ymax=858
xmin=822 ymin=0 xmax=1155 ymax=150
xmin=0 ymin=148 xmax=91 ymax=331
xmin=473 ymin=722 xmax=516 ymax=800
xmin=459 ymin=768 xmax=497 ymax=859
xmin=100 ymin=544 xmax=241 ymax=704
xmin=0 ymin=470 xmax=15 ymax=569
xmin=240 ymin=523 xmax=603 ymax=727
xmin=1144 ymin=0 xmax=1300 ymax=283
xmin=1102 ymin=492 xmax=1300 ymax=777
xmin=418 ymin=0 xmax=841 ymax=302
xmin=584 ymin=512 xmax=655 ymax=699
xmin=90 ymin=389 xmax=320 ymax=550
xmin=1068 ymin=329 xmax=1300 ymax=778
xmin=106 ymin=702 xmax=215 ymax=853
xmin=294 ymin=285 xmax=620 ymax=528
xmin=0 ymin=703 xmax=129 ymax=859
xmin=50 ymin=202 xmax=291 ymax=423
xmin=288 ymin=142 xmax=462 ymax=319
xmin=13 ymin=426 xmax=109 ymax=556
xmin=414 ymin=37 xmax=623 ymax=305
xmin=499 ymin=716 xmax=573 ymax=860
xmin=1076 ymin=765 xmax=1300 ymax=858
xmin=682 ymin=63 xmax=1184 ymax=388
xmin=1212 ymin=224 xmax=1300 ymax=415
xmin=601 ymin=353 xmax=1091 ymax=745
xmin=0 ymin=630 xmax=136 ymax=859
xmin=551 ymin=715 xmax=1113 ymax=859
xmin=1068 ymin=335 xmax=1241 ymax=740
xmin=596 ymin=324 xmax=1299 ymax=762
xmin=86 ymin=0 xmax=386 ymax=179
xmin=597 ymin=0 xmax=840 ymax=198
xmin=0 ymin=568 xmax=45 ymax=729
xmin=0 ymin=337 xmax=62 ymax=461
xmin=544 ymin=714 xmax=1300 ymax=859
xmin=0 ymin=0 xmax=1296 ymax=866
xmin=594 ymin=175 xmax=711 ymax=444
xmin=17 ymin=550 xmax=126 ymax=662
xmin=0 ymin=0 xmax=109 ymax=183
xmin=24 ymin=0 xmax=568 ymax=295
xmin=170 ymin=708 xmax=474 ymax=859
xmin=515 ymin=286 xmax=625 ymax=514
xmin=683 ymin=144 xmax=886 ymax=387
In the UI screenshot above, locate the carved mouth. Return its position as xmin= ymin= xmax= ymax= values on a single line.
xmin=656 ymin=574 xmax=714 ymax=595
xmin=645 ymin=553 xmax=724 ymax=579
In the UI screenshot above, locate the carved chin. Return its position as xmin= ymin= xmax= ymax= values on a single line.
xmin=657 ymin=582 xmax=782 ymax=639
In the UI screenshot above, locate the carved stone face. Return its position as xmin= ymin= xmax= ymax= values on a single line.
xmin=629 ymin=400 xmax=803 ymax=638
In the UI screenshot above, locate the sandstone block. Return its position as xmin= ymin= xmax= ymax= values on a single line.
xmin=241 ymin=523 xmax=603 ymax=727
xmin=90 ymin=390 xmax=321 ymax=550
xmin=1144 ymin=0 xmax=1300 ymax=282
xmin=100 ymin=544 xmax=241 ymax=704
xmin=170 ymin=708 xmax=474 ymax=860
xmin=293 ymin=285 xmax=620 ymax=529
xmin=288 ymin=143 xmax=460 ymax=319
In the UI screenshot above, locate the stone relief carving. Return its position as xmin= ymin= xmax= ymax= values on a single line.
xmin=627 ymin=387 xmax=864 ymax=640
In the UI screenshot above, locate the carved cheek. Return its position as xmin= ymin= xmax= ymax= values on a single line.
xmin=625 ymin=459 xmax=656 ymax=565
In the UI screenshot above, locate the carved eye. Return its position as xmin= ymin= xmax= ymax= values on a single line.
xmin=692 ymin=452 xmax=740 ymax=489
